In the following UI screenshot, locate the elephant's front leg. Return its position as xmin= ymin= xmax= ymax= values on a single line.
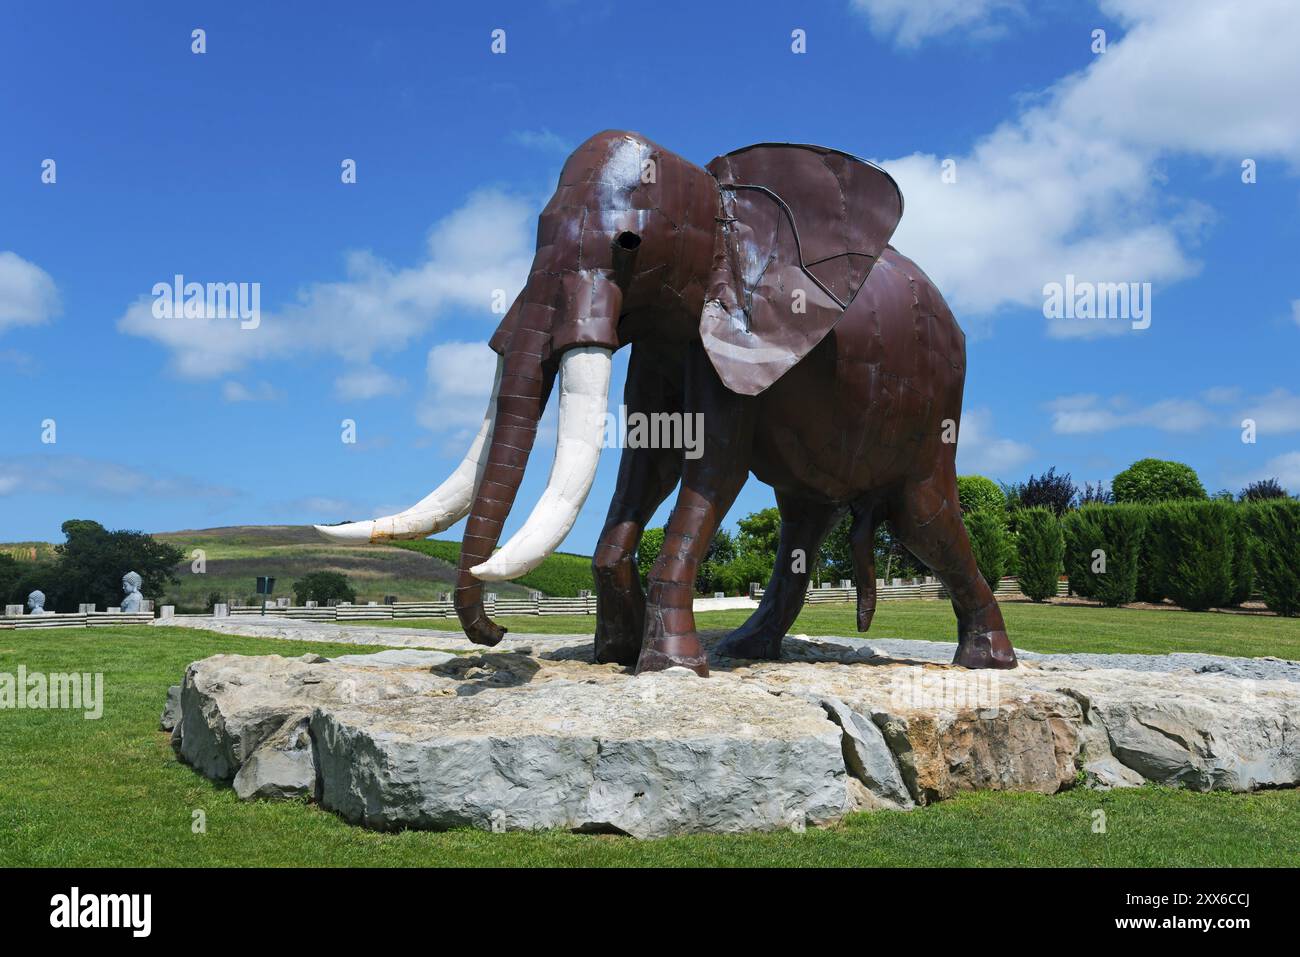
xmin=637 ymin=346 xmax=756 ymax=676
xmin=592 ymin=345 xmax=684 ymax=666
xmin=592 ymin=438 xmax=683 ymax=667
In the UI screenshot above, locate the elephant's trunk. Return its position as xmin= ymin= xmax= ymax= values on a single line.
xmin=471 ymin=345 xmax=612 ymax=581
xmin=454 ymin=319 xmax=554 ymax=646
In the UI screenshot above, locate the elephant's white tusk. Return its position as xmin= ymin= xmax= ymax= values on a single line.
xmin=314 ymin=356 xmax=504 ymax=544
xmin=471 ymin=346 xmax=612 ymax=580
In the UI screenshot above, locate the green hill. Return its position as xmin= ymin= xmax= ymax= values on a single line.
xmin=149 ymin=525 xmax=545 ymax=610
xmin=387 ymin=540 xmax=596 ymax=598
xmin=1 ymin=524 xmax=596 ymax=611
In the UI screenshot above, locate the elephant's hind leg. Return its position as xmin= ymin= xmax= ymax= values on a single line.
xmin=892 ymin=475 xmax=1017 ymax=669
xmin=714 ymin=494 xmax=842 ymax=661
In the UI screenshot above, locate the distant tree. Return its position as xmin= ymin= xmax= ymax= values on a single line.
xmin=1005 ymin=467 xmax=1075 ymax=517
xmin=735 ymin=507 xmax=781 ymax=560
xmin=717 ymin=550 xmax=775 ymax=596
xmin=1112 ymin=458 xmax=1207 ymax=504
xmin=0 ymin=554 xmax=21 ymax=603
xmin=956 ymin=475 xmax=1006 ymax=515
xmin=819 ymin=511 xmax=856 ymax=584
xmin=52 ymin=519 xmax=183 ymax=612
xmin=7 ymin=561 xmax=63 ymax=609
xmin=1240 ymin=478 xmax=1289 ymax=502
xmin=696 ymin=528 xmax=736 ymax=594
xmin=636 ymin=527 xmax=665 ymax=587
xmin=292 ymin=571 xmax=356 ymax=605
xmin=1075 ymin=481 xmax=1115 ymax=506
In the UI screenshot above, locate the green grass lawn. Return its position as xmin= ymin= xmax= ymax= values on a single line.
xmin=372 ymin=598 xmax=1300 ymax=660
xmin=2 ymin=617 xmax=1298 ymax=867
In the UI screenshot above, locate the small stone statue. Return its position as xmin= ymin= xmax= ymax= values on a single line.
xmin=27 ymin=590 xmax=46 ymax=615
xmin=121 ymin=571 xmax=143 ymax=613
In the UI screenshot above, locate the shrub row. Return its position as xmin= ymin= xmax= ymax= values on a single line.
xmin=960 ymin=499 xmax=1299 ymax=616
xmin=1058 ymin=500 xmax=1298 ymax=615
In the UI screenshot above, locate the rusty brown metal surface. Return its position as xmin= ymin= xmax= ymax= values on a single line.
xmin=701 ymin=144 xmax=904 ymax=396
xmin=459 ymin=129 xmax=1015 ymax=672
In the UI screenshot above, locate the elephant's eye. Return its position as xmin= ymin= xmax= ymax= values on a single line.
xmin=614 ymin=231 xmax=641 ymax=251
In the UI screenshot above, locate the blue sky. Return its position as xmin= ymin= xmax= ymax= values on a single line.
xmin=2 ymin=0 xmax=1299 ymax=548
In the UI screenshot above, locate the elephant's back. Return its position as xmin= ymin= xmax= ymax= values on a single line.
xmin=841 ymin=247 xmax=967 ymax=392
xmin=751 ymin=247 xmax=968 ymax=500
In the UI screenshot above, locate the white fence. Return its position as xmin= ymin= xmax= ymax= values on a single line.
xmin=205 ymin=578 xmax=1069 ymax=622
xmin=757 ymin=576 xmax=1071 ymax=604
xmin=1 ymin=579 xmax=1071 ymax=629
xmin=0 ymin=612 xmax=155 ymax=631
xmin=225 ymin=594 xmax=602 ymax=621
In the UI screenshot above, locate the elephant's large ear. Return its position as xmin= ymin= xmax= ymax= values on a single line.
xmin=701 ymin=144 xmax=904 ymax=395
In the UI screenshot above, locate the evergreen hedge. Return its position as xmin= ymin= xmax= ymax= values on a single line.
xmin=1063 ymin=505 xmax=1146 ymax=606
xmin=1244 ymin=500 xmax=1300 ymax=616
xmin=1149 ymin=501 xmax=1235 ymax=611
xmin=964 ymin=511 xmax=1010 ymax=593
xmin=1016 ymin=507 xmax=1064 ymax=602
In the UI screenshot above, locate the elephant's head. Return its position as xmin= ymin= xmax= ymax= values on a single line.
xmin=317 ymin=130 xmax=903 ymax=646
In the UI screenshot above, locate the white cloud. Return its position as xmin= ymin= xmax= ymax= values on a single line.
xmin=508 ymin=128 xmax=571 ymax=153
xmin=1049 ymin=393 xmax=1213 ymax=434
xmin=117 ymin=189 xmax=536 ymax=381
xmin=878 ymin=0 xmax=1300 ymax=325
xmin=0 ymin=455 xmax=236 ymax=500
xmin=850 ymin=0 xmax=1023 ymax=47
xmin=0 ymin=349 xmax=37 ymax=374
xmin=333 ymin=366 xmax=405 ymax=400
xmin=221 ymin=380 xmax=283 ymax=403
xmin=1233 ymin=451 xmax=1300 ymax=493
xmin=1238 ymin=388 xmax=1300 ymax=435
xmin=1202 ymin=386 xmax=1242 ymax=405
xmin=1291 ymin=299 xmax=1300 ymax=327
xmin=0 ymin=251 xmax=60 ymax=334
xmin=957 ymin=407 xmax=1034 ymax=475
xmin=418 ymin=341 xmax=499 ymax=439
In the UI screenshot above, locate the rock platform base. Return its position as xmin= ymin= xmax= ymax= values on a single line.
xmin=163 ymin=626 xmax=1300 ymax=838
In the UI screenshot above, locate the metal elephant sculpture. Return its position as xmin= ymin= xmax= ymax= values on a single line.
xmin=317 ymin=130 xmax=1017 ymax=676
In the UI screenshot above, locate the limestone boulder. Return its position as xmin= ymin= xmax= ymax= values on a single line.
xmin=165 ymin=633 xmax=1300 ymax=837
xmin=311 ymin=669 xmax=849 ymax=838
